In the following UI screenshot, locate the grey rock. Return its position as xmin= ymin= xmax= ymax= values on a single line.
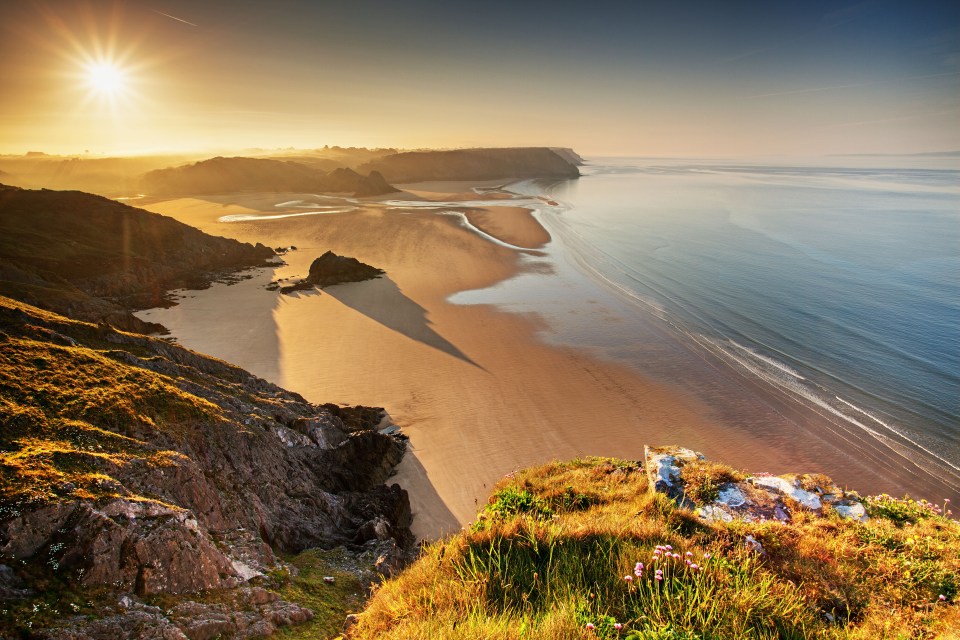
xmin=833 ymin=501 xmax=868 ymax=522
xmin=749 ymin=476 xmax=822 ymax=510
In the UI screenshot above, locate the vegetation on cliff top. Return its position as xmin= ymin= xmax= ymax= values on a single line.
xmin=0 ymin=184 xmax=274 ymax=332
xmin=348 ymin=458 xmax=958 ymax=640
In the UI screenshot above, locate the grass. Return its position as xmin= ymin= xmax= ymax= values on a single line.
xmin=347 ymin=457 xmax=960 ymax=639
xmin=0 ymin=332 xmax=224 ymax=510
xmin=679 ymin=460 xmax=745 ymax=504
xmin=272 ymin=548 xmax=370 ymax=639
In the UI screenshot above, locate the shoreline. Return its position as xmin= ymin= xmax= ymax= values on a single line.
xmin=137 ymin=185 xmax=955 ymax=539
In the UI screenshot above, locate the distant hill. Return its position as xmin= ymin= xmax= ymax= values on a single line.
xmin=357 ymin=147 xmax=581 ymax=183
xmin=141 ymin=156 xmax=325 ymax=195
xmin=141 ymin=156 xmax=399 ymax=197
xmin=0 ymin=153 xmax=207 ymax=196
xmin=0 ymin=184 xmax=275 ymax=332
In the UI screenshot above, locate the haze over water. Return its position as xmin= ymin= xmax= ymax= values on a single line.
xmin=457 ymin=157 xmax=960 ymax=502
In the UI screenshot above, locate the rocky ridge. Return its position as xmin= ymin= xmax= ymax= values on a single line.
xmin=0 ymin=184 xmax=275 ymax=333
xmin=140 ymin=158 xmax=398 ymax=198
xmin=357 ymin=147 xmax=582 ymax=182
xmin=0 ymin=296 xmax=413 ymax=637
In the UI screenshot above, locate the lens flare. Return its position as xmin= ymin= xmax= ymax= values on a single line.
xmin=85 ymin=61 xmax=126 ymax=95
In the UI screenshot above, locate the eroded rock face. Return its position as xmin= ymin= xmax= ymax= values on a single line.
xmin=643 ymin=444 xmax=867 ymax=525
xmin=0 ymin=298 xmax=413 ymax=635
xmin=35 ymin=587 xmax=313 ymax=640
xmin=644 ymin=445 xmax=704 ymax=502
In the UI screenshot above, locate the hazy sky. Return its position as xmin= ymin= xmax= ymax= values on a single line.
xmin=1 ymin=0 xmax=958 ymax=156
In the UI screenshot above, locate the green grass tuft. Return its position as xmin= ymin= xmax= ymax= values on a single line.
xmin=348 ymin=457 xmax=960 ymax=639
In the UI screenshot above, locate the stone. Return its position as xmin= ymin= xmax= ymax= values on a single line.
xmin=833 ymin=501 xmax=868 ymax=522
xmin=306 ymin=251 xmax=384 ymax=288
xmin=744 ymin=535 xmax=765 ymax=554
xmin=0 ymin=563 xmax=31 ymax=599
xmin=695 ymin=505 xmax=734 ymax=523
xmin=749 ymin=476 xmax=822 ymax=510
xmin=717 ymin=484 xmax=747 ymax=508
xmin=644 ymin=445 xmax=704 ymax=500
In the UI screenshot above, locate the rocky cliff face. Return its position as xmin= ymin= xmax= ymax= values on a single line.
xmin=0 ymin=296 xmax=412 ymax=637
xmin=357 ymin=147 xmax=581 ymax=183
xmin=0 ymin=184 xmax=275 ymax=333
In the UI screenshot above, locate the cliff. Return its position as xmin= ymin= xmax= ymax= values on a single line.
xmin=0 ymin=296 xmax=413 ymax=637
xmin=348 ymin=451 xmax=958 ymax=639
xmin=141 ymin=156 xmax=325 ymax=195
xmin=357 ymin=147 xmax=581 ymax=183
xmin=141 ymin=157 xmax=398 ymax=197
xmin=0 ymin=184 xmax=275 ymax=332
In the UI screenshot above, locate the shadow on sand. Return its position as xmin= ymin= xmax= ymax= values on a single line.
xmin=324 ymin=276 xmax=484 ymax=370
xmin=394 ymin=450 xmax=461 ymax=540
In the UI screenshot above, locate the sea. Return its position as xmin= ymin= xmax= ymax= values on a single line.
xmin=452 ymin=156 xmax=960 ymax=504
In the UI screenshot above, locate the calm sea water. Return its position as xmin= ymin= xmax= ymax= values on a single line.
xmin=456 ymin=157 xmax=960 ymax=500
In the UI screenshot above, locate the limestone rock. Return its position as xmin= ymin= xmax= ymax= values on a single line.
xmin=643 ymin=445 xmax=704 ymax=501
xmin=643 ymin=444 xmax=867 ymax=525
xmin=833 ymin=500 xmax=868 ymax=522
xmin=749 ymin=476 xmax=822 ymax=510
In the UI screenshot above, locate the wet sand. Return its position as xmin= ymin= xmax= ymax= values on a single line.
xmin=136 ymin=189 xmax=940 ymax=540
xmin=136 ymin=193 xmax=764 ymax=539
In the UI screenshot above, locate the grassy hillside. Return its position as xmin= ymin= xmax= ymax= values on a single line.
xmin=349 ymin=458 xmax=958 ymax=639
xmin=0 ymin=184 xmax=274 ymax=331
xmin=0 ymin=296 xmax=411 ymax=637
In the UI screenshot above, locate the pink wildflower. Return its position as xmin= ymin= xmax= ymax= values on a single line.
xmin=665 ymin=545 xmax=673 ymax=550
xmin=655 ymin=573 xmax=663 ymax=581
xmin=685 ymin=551 xmax=693 ymax=557
xmin=586 ymin=622 xmax=595 ymax=630
xmin=624 ymin=575 xmax=633 ymax=583
xmin=703 ymin=553 xmax=712 ymax=559
xmin=614 ymin=622 xmax=623 ymax=630
xmin=635 ymin=562 xmax=644 ymax=571
xmin=685 ymin=559 xmax=691 ymax=566
xmin=939 ymin=594 xmax=947 ymax=601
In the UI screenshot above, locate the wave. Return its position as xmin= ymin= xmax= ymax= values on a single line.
xmin=696 ymin=333 xmax=960 ymax=486
xmin=728 ymin=341 xmax=805 ymax=380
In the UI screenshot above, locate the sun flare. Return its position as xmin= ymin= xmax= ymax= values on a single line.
xmin=85 ymin=61 xmax=126 ymax=96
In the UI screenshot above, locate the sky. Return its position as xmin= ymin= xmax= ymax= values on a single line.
xmin=1 ymin=0 xmax=958 ymax=156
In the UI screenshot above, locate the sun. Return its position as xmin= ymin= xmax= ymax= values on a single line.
xmin=85 ymin=61 xmax=126 ymax=96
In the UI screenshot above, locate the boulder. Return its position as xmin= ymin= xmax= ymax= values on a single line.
xmin=305 ymin=251 xmax=384 ymax=287
xmin=643 ymin=445 xmax=704 ymax=502
xmin=643 ymin=444 xmax=867 ymax=525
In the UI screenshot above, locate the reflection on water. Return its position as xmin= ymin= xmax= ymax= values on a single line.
xmin=453 ymin=158 xmax=960 ymax=503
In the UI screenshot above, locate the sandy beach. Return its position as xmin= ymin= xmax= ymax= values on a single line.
xmin=137 ymin=184 xmax=942 ymax=540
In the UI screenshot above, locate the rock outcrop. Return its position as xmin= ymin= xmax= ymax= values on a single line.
xmin=0 ymin=296 xmax=412 ymax=636
xmin=644 ymin=445 xmax=867 ymax=524
xmin=0 ymin=184 xmax=275 ymax=332
xmin=354 ymin=170 xmax=399 ymax=197
xmin=278 ymin=251 xmax=384 ymax=294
